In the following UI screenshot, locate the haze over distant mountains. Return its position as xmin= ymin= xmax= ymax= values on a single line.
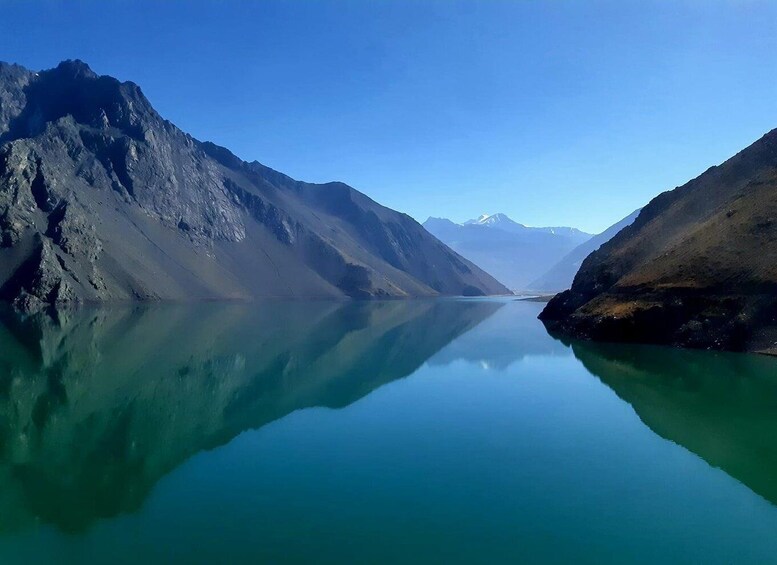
xmin=530 ymin=209 xmax=641 ymax=291
xmin=541 ymin=128 xmax=777 ymax=353
xmin=0 ymin=60 xmax=507 ymax=310
xmin=423 ymin=213 xmax=591 ymax=290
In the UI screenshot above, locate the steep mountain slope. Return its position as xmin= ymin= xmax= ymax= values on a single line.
xmin=423 ymin=213 xmax=591 ymax=290
xmin=540 ymin=128 xmax=777 ymax=352
xmin=0 ymin=60 xmax=506 ymax=310
xmin=530 ymin=208 xmax=641 ymax=291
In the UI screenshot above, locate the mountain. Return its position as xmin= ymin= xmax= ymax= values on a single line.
xmin=0 ymin=60 xmax=507 ymax=311
xmin=540 ymin=128 xmax=777 ymax=352
xmin=464 ymin=212 xmax=523 ymax=229
xmin=464 ymin=212 xmax=590 ymax=239
xmin=423 ymin=213 xmax=592 ymax=290
xmin=530 ymin=208 xmax=641 ymax=291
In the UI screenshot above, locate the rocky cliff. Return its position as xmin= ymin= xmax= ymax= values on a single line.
xmin=0 ymin=60 xmax=507 ymax=310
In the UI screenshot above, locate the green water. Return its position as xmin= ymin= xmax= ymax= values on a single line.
xmin=0 ymin=298 xmax=776 ymax=564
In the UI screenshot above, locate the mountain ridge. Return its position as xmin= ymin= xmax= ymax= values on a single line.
xmin=460 ymin=212 xmax=591 ymax=238
xmin=0 ymin=60 xmax=507 ymax=310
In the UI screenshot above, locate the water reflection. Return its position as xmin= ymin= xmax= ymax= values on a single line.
xmin=569 ymin=340 xmax=777 ymax=506
xmin=429 ymin=300 xmax=570 ymax=369
xmin=0 ymin=299 xmax=501 ymax=533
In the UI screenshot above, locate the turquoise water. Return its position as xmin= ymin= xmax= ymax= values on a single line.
xmin=0 ymin=298 xmax=776 ymax=563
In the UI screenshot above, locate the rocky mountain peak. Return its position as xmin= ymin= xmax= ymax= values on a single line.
xmin=464 ymin=212 xmax=527 ymax=229
xmin=52 ymin=59 xmax=98 ymax=80
xmin=0 ymin=60 xmax=507 ymax=310
xmin=0 ymin=59 xmax=160 ymax=146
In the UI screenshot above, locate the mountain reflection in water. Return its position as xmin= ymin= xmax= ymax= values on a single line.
xmin=0 ymin=299 xmax=501 ymax=533
xmin=568 ymin=340 xmax=777 ymax=506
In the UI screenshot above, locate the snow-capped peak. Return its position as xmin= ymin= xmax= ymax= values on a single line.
xmin=464 ymin=213 xmax=524 ymax=228
xmin=464 ymin=213 xmax=491 ymax=225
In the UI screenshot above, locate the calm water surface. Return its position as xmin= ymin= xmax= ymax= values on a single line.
xmin=0 ymin=298 xmax=776 ymax=564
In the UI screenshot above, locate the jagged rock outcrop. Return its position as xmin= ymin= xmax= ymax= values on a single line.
xmin=0 ymin=60 xmax=507 ymax=310
xmin=540 ymin=128 xmax=777 ymax=352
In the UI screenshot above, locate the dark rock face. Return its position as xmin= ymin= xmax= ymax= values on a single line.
xmin=540 ymin=128 xmax=777 ymax=353
xmin=0 ymin=60 xmax=507 ymax=310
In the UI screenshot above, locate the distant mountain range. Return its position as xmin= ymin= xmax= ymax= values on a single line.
xmin=0 ymin=60 xmax=507 ymax=311
xmin=423 ymin=213 xmax=591 ymax=290
xmin=530 ymin=209 xmax=641 ymax=291
xmin=463 ymin=213 xmax=590 ymax=240
xmin=540 ymin=128 xmax=777 ymax=353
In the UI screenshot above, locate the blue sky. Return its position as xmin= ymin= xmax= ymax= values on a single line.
xmin=2 ymin=1 xmax=776 ymax=233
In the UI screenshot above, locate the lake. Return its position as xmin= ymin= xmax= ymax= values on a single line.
xmin=0 ymin=298 xmax=776 ymax=564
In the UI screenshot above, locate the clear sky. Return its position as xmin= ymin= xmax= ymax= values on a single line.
xmin=2 ymin=1 xmax=776 ymax=233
